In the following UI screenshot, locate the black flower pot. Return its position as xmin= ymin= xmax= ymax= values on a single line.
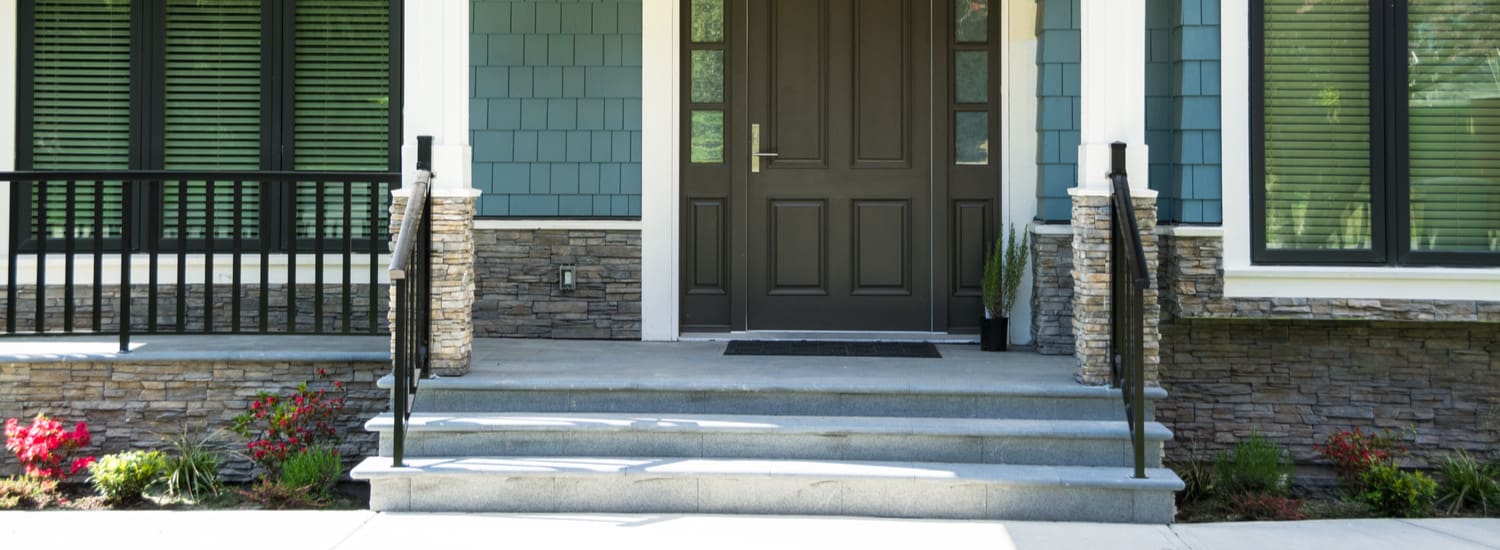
xmin=980 ymin=317 xmax=1008 ymax=351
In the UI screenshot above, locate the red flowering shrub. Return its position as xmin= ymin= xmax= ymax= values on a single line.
xmin=3 ymin=414 xmax=96 ymax=480
xmin=231 ymin=369 xmax=347 ymax=473
xmin=1315 ymin=428 xmax=1409 ymax=486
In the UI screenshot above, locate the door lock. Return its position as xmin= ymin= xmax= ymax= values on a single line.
xmin=751 ymin=123 xmax=778 ymax=173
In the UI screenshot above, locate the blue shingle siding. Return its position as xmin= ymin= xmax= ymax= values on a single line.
xmin=1035 ymin=0 xmax=1221 ymax=224
xmin=1034 ymin=0 xmax=1081 ymax=222
xmin=471 ymin=0 xmax=643 ymax=218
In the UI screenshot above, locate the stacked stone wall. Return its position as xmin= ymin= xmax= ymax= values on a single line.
xmin=0 ymin=359 xmax=387 ymax=481
xmin=1030 ymin=229 xmax=1075 ymax=355
xmin=1069 ymin=193 xmax=1162 ymax=385
xmin=472 ymin=228 xmax=641 ymax=339
xmin=1159 ymin=318 xmax=1500 ymax=468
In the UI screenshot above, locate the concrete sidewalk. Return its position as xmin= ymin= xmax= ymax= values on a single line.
xmin=1 ymin=512 xmax=1495 ymax=550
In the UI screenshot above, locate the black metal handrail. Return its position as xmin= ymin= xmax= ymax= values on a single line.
xmin=1107 ymin=142 xmax=1151 ymax=480
xmin=388 ymin=136 xmax=434 ymax=467
xmin=3 ymin=170 xmax=398 ymax=351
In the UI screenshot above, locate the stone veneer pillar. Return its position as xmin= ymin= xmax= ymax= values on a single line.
xmin=1069 ymin=188 xmax=1161 ymax=386
xmin=390 ymin=189 xmax=478 ymax=377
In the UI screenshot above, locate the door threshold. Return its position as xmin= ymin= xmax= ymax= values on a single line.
xmin=679 ymin=331 xmax=979 ymax=344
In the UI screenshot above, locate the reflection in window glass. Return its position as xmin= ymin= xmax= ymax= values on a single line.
xmin=955 ymin=112 xmax=988 ymax=165
xmin=691 ymin=110 xmax=724 ymax=163
xmin=1406 ymin=0 xmax=1500 ymax=252
xmin=955 ymin=51 xmax=987 ymax=104
xmin=955 ymin=0 xmax=987 ymax=43
xmin=691 ymin=50 xmax=724 ymax=103
xmin=691 ymin=0 xmax=723 ymax=43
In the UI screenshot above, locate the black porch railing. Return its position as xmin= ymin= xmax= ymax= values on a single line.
xmin=3 ymin=170 xmax=398 ymax=351
xmin=1107 ymin=142 xmax=1151 ymax=480
xmin=388 ymin=136 xmax=433 ymax=467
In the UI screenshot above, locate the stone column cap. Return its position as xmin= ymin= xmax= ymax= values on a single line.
xmin=392 ymin=186 xmax=481 ymax=199
xmin=1068 ymin=186 xmax=1159 ymax=200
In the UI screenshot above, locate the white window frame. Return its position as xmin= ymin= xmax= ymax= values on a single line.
xmin=1219 ymin=0 xmax=1500 ymax=301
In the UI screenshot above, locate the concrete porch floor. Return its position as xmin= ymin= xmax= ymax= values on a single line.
xmin=456 ymin=338 xmax=1126 ymax=397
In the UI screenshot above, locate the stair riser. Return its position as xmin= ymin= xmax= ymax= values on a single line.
xmin=367 ymin=474 xmax=1176 ymax=523
xmin=376 ymin=431 xmax=1164 ymax=468
xmin=414 ymin=389 xmax=1151 ymax=421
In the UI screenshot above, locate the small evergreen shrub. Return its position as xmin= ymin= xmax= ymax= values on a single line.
xmin=1435 ymin=450 xmax=1500 ymax=516
xmin=277 ymin=446 xmax=343 ymax=499
xmin=1213 ymin=434 xmax=1294 ymax=497
xmin=88 ymin=450 xmax=166 ymax=504
xmin=1359 ymin=462 xmax=1438 ymax=518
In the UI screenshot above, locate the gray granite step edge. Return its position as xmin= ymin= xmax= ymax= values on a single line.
xmin=377 ymin=374 xmax=1171 ymax=401
xmin=363 ymin=412 xmax=1175 ymax=441
xmin=350 ymin=455 xmax=1186 ymax=492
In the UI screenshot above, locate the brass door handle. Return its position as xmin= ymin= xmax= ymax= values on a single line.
xmin=751 ymin=123 xmax=777 ymax=173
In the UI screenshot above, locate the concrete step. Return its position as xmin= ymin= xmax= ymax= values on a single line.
xmin=368 ymin=412 xmax=1170 ymax=468
xmin=351 ymin=455 xmax=1184 ymax=523
xmin=386 ymin=377 xmax=1163 ymax=421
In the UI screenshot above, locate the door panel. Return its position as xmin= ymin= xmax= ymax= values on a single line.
xmin=746 ymin=0 xmax=932 ymax=330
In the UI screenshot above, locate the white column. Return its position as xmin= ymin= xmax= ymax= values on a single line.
xmin=1076 ymin=0 xmax=1149 ymax=191
xmin=640 ymin=0 xmax=680 ymax=341
xmin=402 ymin=0 xmax=476 ymax=197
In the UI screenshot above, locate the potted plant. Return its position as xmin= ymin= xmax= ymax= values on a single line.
xmin=980 ymin=224 xmax=1028 ymax=351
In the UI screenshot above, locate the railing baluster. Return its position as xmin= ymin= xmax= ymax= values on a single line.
xmin=205 ymin=180 xmax=216 ymax=332
xmin=288 ymin=178 xmax=297 ymax=333
xmin=176 ymin=179 xmax=188 ymax=333
xmin=342 ymin=180 xmax=353 ymax=334
xmin=120 ymin=179 xmax=133 ymax=352
xmin=260 ymin=179 xmax=271 ymax=333
xmin=35 ymin=181 xmax=48 ymax=333
xmin=92 ymin=180 xmax=103 ymax=332
xmin=315 ymin=179 xmax=325 ymax=333
xmin=6 ymin=180 xmax=21 ymax=334
xmin=233 ymin=180 xmax=243 ymax=332
xmin=148 ymin=179 xmax=160 ymax=333
xmin=368 ymin=180 xmax=379 ymax=335
xmin=64 ymin=180 xmax=76 ymax=332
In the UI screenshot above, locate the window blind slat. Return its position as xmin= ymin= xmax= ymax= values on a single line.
xmin=294 ymin=0 xmax=392 ymax=242
xmin=30 ymin=0 xmax=130 ymax=240
xmin=1407 ymin=0 xmax=1500 ymax=253
xmin=1261 ymin=0 xmax=1373 ymax=251
xmin=162 ymin=0 xmax=263 ymax=242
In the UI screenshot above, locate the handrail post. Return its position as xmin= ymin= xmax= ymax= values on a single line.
xmin=387 ymin=136 xmax=435 ymax=467
xmin=1108 ymin=142 xmax=1148 ymax=480
xmin=120 ymin=181 xmax=132 ymax=353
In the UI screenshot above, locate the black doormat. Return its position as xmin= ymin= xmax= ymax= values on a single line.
xmin=723 ymin=340 xmax=942 ymax=358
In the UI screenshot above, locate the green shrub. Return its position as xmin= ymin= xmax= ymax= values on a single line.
xmin=1435 ymin=450 xmax=1500 ymax=516
xmin=0 ymin=475 xmax=60 ymax=509
xmin=277 ymin=446 xmax=343 ymax=498
xmin=1359 ymin=462 xmax=1438 ymax=517
xmin=88 ymin=450 xmax=167 ymax=504
xmin=1213 ymin=434 xmax=1294 ymax=497
xmin=162 ymin=428 xmax=226 ymax=500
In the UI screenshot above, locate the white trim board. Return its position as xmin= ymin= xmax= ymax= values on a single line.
xmin=474 ymin=219 xmax=642 ymax=231
xmin=640 ymin=0 xmax=681 ymax=341
xmin=1219 ymin=0 xmax=1500 ymax=301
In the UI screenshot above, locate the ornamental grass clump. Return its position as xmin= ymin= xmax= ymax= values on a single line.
xmin=161 ymin=427 xmax=227 ymax=501
xmin=1212 ymin=434 xmax=1294 ymax=498
xmin=277 ymin=446 xmax=344 ymax=499
xmin=4 ymin=414 xmax=95 ymax=481
xmin=88 ymin=450 xmax=166 ymax=505
xmin=1435 ymin=450 xmax=1500 ymax=516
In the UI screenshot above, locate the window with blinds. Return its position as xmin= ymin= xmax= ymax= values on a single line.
xmin=1260 ymin=0 xmax=1373 ymax=252
xmin=28 ymin=0 xmax=131 ymax=242
xmin=294 ymin=0 xmax=393 ymax=242
xmin=1406 ymin=0 xmax=1500 ymax=254
xmin=162 ymin=0 xmax=263 ymax=243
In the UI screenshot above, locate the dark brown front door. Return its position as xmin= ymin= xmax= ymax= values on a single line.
xmin=745 ymin=0 xmax=932 ymax=330
xmin=679 ymin=0 xmax=999 ymax=333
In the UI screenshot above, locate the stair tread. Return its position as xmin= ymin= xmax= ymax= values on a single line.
xmin=351 ymin=455 xmax=1184 ymax=491
xmin=368 ymin=412 xmax=1173 ymax=440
